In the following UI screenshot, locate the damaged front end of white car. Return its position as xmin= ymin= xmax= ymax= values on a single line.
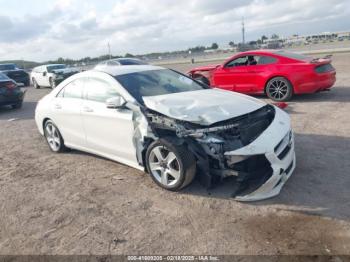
xmin=130 ymin=89 xmax=296 ymax=202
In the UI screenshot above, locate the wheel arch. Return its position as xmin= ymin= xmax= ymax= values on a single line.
xmin=264 ymin=75 xmax=294 ymax=94
xmin=42 ymin=117 xmax=51 ymax=131
xmin=42 ymin=118 xmax=66 ymax=143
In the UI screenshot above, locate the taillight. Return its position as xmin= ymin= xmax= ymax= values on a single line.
xmin=315 ymin=64 xmax=335 ymax=73
xmin=5 ymin=82 xmax=16 ymax=89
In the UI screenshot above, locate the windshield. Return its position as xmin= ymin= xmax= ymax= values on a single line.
xmin=274 ymin=50 xmax=312 ymax=61
xmin=115 ymin=69 xmax=208 ymax=104
xmin=47 ymin=65 xmax=67 ymax=72
xmin=0 ymin=64 xmax=16 ymax=71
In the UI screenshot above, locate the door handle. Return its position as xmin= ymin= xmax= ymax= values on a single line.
xmin=54 ymin=104 xmax=62 ymax=109
xmin=82 ymin=106 xmax=94 ymax=113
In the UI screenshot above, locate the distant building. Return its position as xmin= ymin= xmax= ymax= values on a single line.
xmin=264 ymin=31 xmax=350 ymax=47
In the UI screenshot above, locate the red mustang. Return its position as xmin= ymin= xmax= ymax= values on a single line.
xmin=188 ymin=50 xmax=336 ymax=101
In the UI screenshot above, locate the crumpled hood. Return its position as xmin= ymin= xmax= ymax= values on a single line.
xmin=143 ymin=89 xmax=266 ymax=125
xmin=188 ymin=64 xmax=219 ymax=73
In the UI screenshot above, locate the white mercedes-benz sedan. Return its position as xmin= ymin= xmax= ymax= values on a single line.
xmin=35 ymin=65 xmax=296 ymax=201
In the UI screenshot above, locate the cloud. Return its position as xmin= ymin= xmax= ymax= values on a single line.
xmin=0 ymin=0 xmax=349 ymax=61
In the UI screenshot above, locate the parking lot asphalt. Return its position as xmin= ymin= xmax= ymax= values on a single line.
xmin=0 ymin=53 xmax=350 ymax=255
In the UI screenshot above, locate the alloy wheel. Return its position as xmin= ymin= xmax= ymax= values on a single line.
xmin=268 ymin=79 xmax=289 ymax=100
xmin=45 ymin=122 xmax=61 ymax=151
xmin=148 ymin=146 xmax=181 ymax=187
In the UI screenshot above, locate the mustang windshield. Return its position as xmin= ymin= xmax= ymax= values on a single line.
xmin=274 ymin=50 xmax=312 ymax=61
xmin=115 ymin=69 xmax=208 ymax=104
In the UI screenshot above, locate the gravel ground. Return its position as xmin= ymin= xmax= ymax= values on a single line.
xmin=0 ymin=53 xmax=350 ymax=255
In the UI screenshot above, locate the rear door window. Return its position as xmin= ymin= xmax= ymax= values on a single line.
xmin=85 ymin=78 xmax=119 ymax=103
xmin=57 ymin=78 xmax=85 ymax=99
xmin=257 ymin=56 xmax=278 ymax=65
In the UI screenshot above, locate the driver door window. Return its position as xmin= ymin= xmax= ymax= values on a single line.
xmin=225 ymin=56 xmax=248 ymax=68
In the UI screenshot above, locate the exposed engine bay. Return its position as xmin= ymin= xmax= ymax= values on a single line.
xmin=142 ymin=104 xmax=277 ymax=198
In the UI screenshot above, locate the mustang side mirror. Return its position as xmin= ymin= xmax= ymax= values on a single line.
xmin=43 ymin=72 xmax=47 ymax=76
xmin=106 ymin=96 xmax=126 ymax=109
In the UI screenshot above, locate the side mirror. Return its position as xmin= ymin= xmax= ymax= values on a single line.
xmin=106 ymin=96 xmax=126 ymax=109
xmin=43 ymin=72 xmax=47 ymax=76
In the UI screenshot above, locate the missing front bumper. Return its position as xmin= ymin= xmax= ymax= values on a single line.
xmin=232 ymin=132 xmax=296 ymax=201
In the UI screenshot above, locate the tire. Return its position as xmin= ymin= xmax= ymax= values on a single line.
xmin=33 ymin=78 xmax=40 ymax=89
xmin=145 ymin=139 xmax=196 ymax=191
xmin=11 ymin=102 xmax=22 ymax=109
xmin=49 ymin=78 xmax=56 ymax=89
xmin=43 ymin=120 xmax=67 ymax=153
xmin=194 ymin=76 xmax=210 ymax=86
xmin=266 ymin=77 xmax=293 ymax=102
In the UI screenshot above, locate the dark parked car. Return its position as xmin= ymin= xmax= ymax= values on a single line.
xmin=0 ymin=63 xmax=30 ymax=86
xmin=94 ymin=58 xmax=148 ymax=70
xmin=0 ymin=73 xmax=26 ymax=109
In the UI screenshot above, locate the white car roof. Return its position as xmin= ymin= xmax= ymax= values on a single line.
xmin=93 ymin=65 xmax=165 ymax=76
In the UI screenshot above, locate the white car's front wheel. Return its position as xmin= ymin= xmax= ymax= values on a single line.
xmin=32 ymin=78 xmax=40 ymax=89
xmin=146 ymin=139 xmax=196 ymax=191
xmin=49 ymin=78 xmax=56 ymax=89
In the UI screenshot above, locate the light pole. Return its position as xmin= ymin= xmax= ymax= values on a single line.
xmin=108 ymin=42 xmax=111 ymax=60
xmin=242 ymin=17 xmax=245 ymax=46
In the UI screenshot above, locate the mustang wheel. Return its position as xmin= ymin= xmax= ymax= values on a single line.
xmin=33 ymin=78 xmax=40 ymax=89
xmin=44 ymin=120 xmax=66 ymax=152
xmin=266 ymin=77 xmax=293 ymax=102
xmin=146 ymin=139 xmax=196 ymax=191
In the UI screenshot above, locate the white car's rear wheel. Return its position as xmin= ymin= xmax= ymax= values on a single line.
xmin=44 ymin=120 xmax=66 ymax=153
xmin=146 ymin=139 xmax=196 ymax=191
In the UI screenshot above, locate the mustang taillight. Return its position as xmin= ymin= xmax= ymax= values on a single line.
xmin=314 ymin=64 xmax=335 ymax=73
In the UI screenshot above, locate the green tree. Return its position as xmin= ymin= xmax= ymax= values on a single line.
xmin=211 ymin=43 xmax=219 ymax=49
xmin=57 ymin=57 xmax=65 ymax=63
xmin=271 ymin=34 xmax=279 ymax=39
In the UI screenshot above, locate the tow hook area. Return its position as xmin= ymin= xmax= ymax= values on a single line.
xmin=228 ymin=155 xmax=273 ymax=198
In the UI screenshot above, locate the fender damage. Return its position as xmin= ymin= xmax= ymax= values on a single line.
xmin=128 ymin=90 xmax=296 ymax=202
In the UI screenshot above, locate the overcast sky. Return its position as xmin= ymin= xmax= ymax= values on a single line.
xmin=0 ymin=0 xmax=349 ymax=61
